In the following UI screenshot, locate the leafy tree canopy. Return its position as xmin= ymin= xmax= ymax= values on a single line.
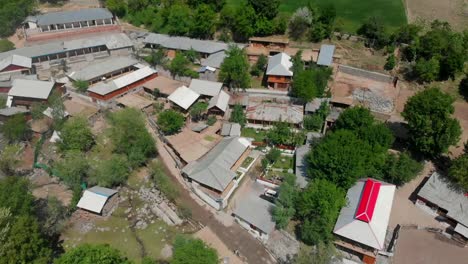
xmin=402 ymin=87 xmax=461 ymax=157
xmin=1 ymin=114 xmax=29 ymax=142
xmin=219 ymin=45 xmax=251 ymax=89
xmin=59 ymin=117 xmax=94 ymax=152
xmin=189 ymin=102 xmax=208 ymax=121
xmin=229 ymin=104 xmax=246 ymax=127
xmin=0 ymin=0 xmax=36 ymax=37
xmin=89 ymin=154 xmax=130 ymax=188
xmin=0 ymin=39 xmax=14 ymax=52
xmin=0 ymin=144 xmax=21 ymax=175
xmin=291 ymin=67 xmax=332 ymax=101
xmin=449 ymin=153 xmax=468 ymax=192
xmin=55 ymin=150 xmax=89 ymax=188
xmin=0 ymin=177 xmax=34 ymax=216
xmin=157 ymin=109 xmax=185 ymax=135
xmin=172 ymin=236 xmax=218 ymax=264
xmin=55 ymin=244 xmax=131 ymax=264
xmin=357 ymin=16 xmax=389 ymax=49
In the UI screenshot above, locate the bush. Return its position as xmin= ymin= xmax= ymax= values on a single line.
xmin=303 ymin=115 xmax=324 ymax=131
xmin=383 ymin=152 xmax=422 ymax=186
xmin=229 ymin=104 xmax=246 ymax=127
xmin=384 ymin=54 xmax=396 ymax=70
xmin=59 ymin=117 xmax=94 ymax=152
xmin=206 ymin=115 xmax=216 ymax=126
xmin=0 ymin=39 xmax=14 ymax=52
xmin=0 ymin=144 xmax=21 ymax=175
xmin=72 ymin=80 xmax=89 ymax=93
xmin=150 ymin=160 xmax=179 ymax=202
xmin=30 ymin=102 xmax=47 ymax=120
xmin=89 ymin=154 xmax=130 ymax=187
xmin=157 ymin=109 xmax=185 ymax=135
xmin=1 ymin=114 xmax=29 ymax=142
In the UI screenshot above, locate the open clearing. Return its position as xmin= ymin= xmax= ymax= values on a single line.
xmin=405 ymin=0 xmax=468 ymax=31
xmin=227 ymin=0 xmax=407 ymax=33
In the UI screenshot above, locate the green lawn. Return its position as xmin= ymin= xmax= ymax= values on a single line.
xmin=241 ymin=127 xmax=267 ymax=142
xmin=272 ymin=155 xmax=294 ymax=170
xmin=241 ymin=156 xmax=254 ymax=168
xmin=226 ymin=0 xmax=407 ymax=33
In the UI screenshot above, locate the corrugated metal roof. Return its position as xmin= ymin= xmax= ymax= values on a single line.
xmin=30 ymin=8 xmax=113 ymax=26
xmin=333 ymin=179 xmax=395 ymax=250
xmin=9 ymin=79 xmax=54 ymax=99
xmin=87 ymin=66 xmax=156 ymax=95
xmin=144 ymin=33 xmax=244 ymax=54
xmin=189 ymin=79 xmax=223 ymax=97
xmin=76 ymin=186 xmax=116 ymax=214
xmin=220 ymin=123 xmax=241 ymax=137
xmin=455 ymin=223 xmax=468 ymax=238
xmin=418 ymin=172 xmax=468 ymax=227
xmin=182 ymin=137 xmax=250 ymax=192
xmin=167 ymin=85 xmax=200 ymax=110
xmin=305 ymin=98 xmax=329 ymax=113
xmin=266 ymin=52 xmax=293 ymax=76
xmin=355 ymin=179 xmax=381 ymax=222
xmin=68 ymin=57 xmax=138 ymax=81
xmin=317 ymin=44 xmax=335 ymax=66
xmin=0 ymin=55 xmax=32 ymax=72
xmin=88 ymin=186 xmax=117 ymax=197
xmin=201 ymin=51 xmax=226 ymax=69
xmin=208 ymin=90 xmax=230 ymax=112
xmin=0 ymin=107 xmax=29 ymax=116
xmin=246 ymin=102 xmax=303 ymax=124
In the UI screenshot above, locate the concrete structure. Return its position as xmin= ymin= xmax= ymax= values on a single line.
xmin=7 ymin=79 xmax=58 ymax=107
xmin=266 ymin=53 xmax=293 ymax=90
xmin=188 ymin=79 xmax=223 ymax=97
xmin=87 ymin=66 xmax=157 ymax=102
xmin=77 ymin=186 xmax=117 ymax=215
xmin=0 ymin=33 xmax=133 ymax=65
xmin=233 ymin=182 xmax=276 ymax=241
xmin=23 ymin=8 xmax=119 ymax=41
xmin=167 ymin=86 xmax=200 ymax=111
xmin=208 ymin=90 xmax=230 ymax=115
xmin=182 ymin=137 xmax=250 ymax=210
xmin=67 ymin=57 xmax=139 ymax=84
xmin=220 ymin=123 xmax=241 ymax=137
xmin=246 ymin=101 xmax=303 ymax=127
xmin=317 ymin=44 xmax=336 ymax=66
xmin=333 ymin=179 xmax=396 ymax=264
xmin=416 ymin=172 xmax=468 ymax=244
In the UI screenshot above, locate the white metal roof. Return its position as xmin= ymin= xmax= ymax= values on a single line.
xmin=68 ymin=57 xmax=138 ymax=81
xmin=168 ymin=85 xmax=200 ymax=110
xmin=333 ymin=179 xmax=396 ymax=250
xmin=76 ymin=190 xmax=109 ymax=214
xmin=266 ymin=52 xmax=293 ymax=76
xmin=208 ymin=90 xmax=230 ymax=112
xmin=0 ymin=55 xmax=32 ymax=72
xmin=87 ymin=66 xmax=156 ymax=95
xmin=9 ymin=79 xmax=55 ymax=99
xmin=188 ymin=79 xmax=223 ymax=97
xmin=317 ymin=44 xmax=335 ymax=66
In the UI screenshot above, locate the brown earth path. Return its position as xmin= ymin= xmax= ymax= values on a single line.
xmin=147 ymin=120 xmax=276 ymax=264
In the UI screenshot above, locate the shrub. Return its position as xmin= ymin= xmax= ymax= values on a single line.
xmin=150 ymin=160 xmax=179 ymax=202
xmin=157 ymin=109 xmax=185 ymax=135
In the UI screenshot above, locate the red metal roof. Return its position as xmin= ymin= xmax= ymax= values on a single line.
xmin=355 ymin=179 xmax=381 ymax=222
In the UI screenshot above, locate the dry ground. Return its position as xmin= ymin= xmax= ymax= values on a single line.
xmin=194 ymin=227 xmax=243 ymax=264
xmin=394 ymin=228 xmax=468 ymax=264
xmin=404 ymin=0 xmax=468 ymax=31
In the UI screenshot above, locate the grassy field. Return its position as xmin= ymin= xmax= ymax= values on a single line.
xmin=272 ymin=155 xmax=294 ymax=170
xmin=241 ymin=127 xmax=267 ymax=142
xmin=227 ymin=0 xmax=407 ymax=33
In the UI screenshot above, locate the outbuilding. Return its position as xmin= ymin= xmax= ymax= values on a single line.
xmin=77 ymin=186 xmax=118 ymax=215
xmin=167 ymin=85 xmax=200 ymax=111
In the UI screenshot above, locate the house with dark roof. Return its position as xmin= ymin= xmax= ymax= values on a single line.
xmin=266 ymin=52 xmax=293 ymax=90
xmin=416 ymin=172 xmax=468 ymax=245
xmin=333 ymin=178 xmax=396 ymax=264
xmin=182 ymin=137 xmax=250 ymax=210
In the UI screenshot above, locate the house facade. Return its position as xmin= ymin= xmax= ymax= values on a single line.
xmin=266 ymin=52 xmax=293 ymax=90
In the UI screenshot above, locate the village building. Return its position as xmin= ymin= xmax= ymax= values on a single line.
xmin=284 ymin=47 xmax=318 ymax=64
xmin=246 ymin=100 xmax=303 ymax=127
xmin=188 ymin=79 xmax=223 ymax=98
xmin=0 ymin=33 xmax=133 ymax=65
xmin=67 ymin=57 xmax=139 ymax=85
xmin=0 ymin=74 xmax=37 ymax=94
xmin=416 ymin=172 xmax=468 ymax=245
xmin=208 ymin=90 xmax=230 ymax=116
xmin=115 ymin=93 xmax=153 ymax=111
xmin=87 ymin=66 xmax=157 ymax=103
xmin=23 ymin=8 xmax=119 ymax=42
xmin=77 ymin=186 xmax=118 ymax=215
xmin=265 ymin=52 xmax=293 ymax=90
xmin=316 ymin=44 xmax=337 ymax=67
xmin=167 ymin=86 xmax=200 ymax=111
xmin=142 ymin=76 xmax=186 ymax=97
xmin=0 ymin=107 xmax=30 ymax=122
xmin=7 ymin=79 xmax=60 ymax=107
xmin=304 ymin=98 xmax=330 ymax=115
xmin=182 ymin=136 xmax=251 ymax=210
xmin=0 ymin=55 xmax=33 ymax=76
xmin=333 ymin=178 xmax=396 ymax=264
xmin=248 ymin=36 xmax=289 ymax=53
xmin=220 ymin=123 xmax=241 ymax=137
xmin=233 ymin=182 xmax=276 ymax=241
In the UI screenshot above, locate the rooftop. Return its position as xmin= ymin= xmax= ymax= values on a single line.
xmin=246 ymin=102 xmax=303 ymax=124
xmin=317 ymin=44 xmax=336 ymax=66
xmin=167 ymin=86 xmax=200 ymax=110
xmin=9 ymin=79 xmax=55 ymax=99
xmin=68 ymin=57 xmax=138 ymax=81
xmin=77 ymin=186 xmax=117 ymax=214
xmin=142 ymin=76 xmax=185 ymax=95
xmin=26 ymin=8 xmax=113 ymax=26
xmin=116 ymin=93 xmax=153 ymax=110
xmin=0 ymin=107 xmax=29 ymax=117
xmin=188 ymin=79 xmax=223 ymax=97
xmin=305 ymin=98 xmax=329 ymax=113
xmin=208 ymin=90 xmax=230 ymax=113
xmin=266 ymin=52 xmax=293 ymax=77
xmin=333 ymin=178 xmax=396 ymax=250
xmin=201 ymin=51 xmax=226 ymax=69
xmin=182 ymin=137 xmax=250 ymax=192
xmin=418 ymin=172 xmax=468 ymax=228
xmin=249 ymin=36 xmax=289 ymax=44
xmin=220 ymin=123 xmax=241 ymax=137
xmin=0 ymin=55 xmax=32 ymax=72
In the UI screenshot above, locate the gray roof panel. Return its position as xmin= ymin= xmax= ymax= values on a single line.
xmin=68 ymin=57 xmax=138 ymax=81
xmin=31 ymin=8 xmax=113 ymax=26
xmin=317 ymin=44 xmax=335 ymax=66
xmin=9 ymin=79 xmax=55 ymax=99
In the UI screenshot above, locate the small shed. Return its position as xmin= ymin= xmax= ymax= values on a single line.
xmin=220 ymin=123 xmax=241 ymax=137
xmin=77 ymin=186 xmax=118 ymax=215
xmin=317 ymin=44 xmax=335 ymax=67
xmin=168 ymin=85 xmax=200 ymax=110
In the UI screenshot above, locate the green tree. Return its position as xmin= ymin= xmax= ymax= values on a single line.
xmin=288 ymin=7 xmax=312 ymax=40
xmin=384 ymin=54 xmax=396 ymax=70
xmin=30 ymin=102 xmax=47 ymax=120
xmin=247 ymin=0 xmax=279 ymax=20
xmin=150 ymin=160 xmax=179 ymax=202
xmin=230 ymin=4 xmax=256 ymax=42
xmin=449 ymin=153 xmax=468 ymax=192
xmin=55 ymin=244 xmax=131 ymax=264
xmin=265 ymin=148 xmax=281 ymax=164
xmin=184 ymin=48 xmax=201 ymax=64
xmin=402 ymin=87 xmax=461 ymax=157
xmin=413 ymin=58 xmax=440 ymax=83
xmin=39 ymin=196 xmax=68 ymax=236
xmin=272 ymin=173 xmax=297 ymax=229
xmin=303 ymin=101 xmax=329 ymax=132
xmin=0 ymin=207 xmax=12 ymax=253
xmin=291 ymin=67 xmax=332 ymax=101
xmin=391 ymin=24 xmax=421 ymax=44
xmin=190 ymin=4 xmax=217 ymax=39
xmin=460 ymin=76 xmax=468 ymax=101
xmin=383 ymin=152 xmax=422 ymax=186
xmin=357 ymin=17 xmax=389 ymax=49
xmin=250 ymin=54 xmax=267 ymax=77
xmin=145 ymin=49 xmax=167 ymax=67
xmin=229 ymin=104 xmax=246 ymax=127
xmin=59 ymin=117 xmax=94 ymax=152
xmin=266 ymin=122 xmax=295 ymax=146
xmin=219 ymin=45 xmax=251 ymax=89
xmin=72 ymin=80 xmax=89 ymax=93
xmin=89 ymin=154 xmax=129 ymax=187
xmin=105 ymin=0 xmax=127 ymax=17
xmin=189 ymin=102 xmax=208 ymax=121
xmin=0 ymin=39 xmax=14 ymax=52
xmin=172 ymin=236 xmax=218 ymax=264
xmin=0 ymin=0 xmax=36 ymax=37
xmin=166 ymin=4 xmax=193 ymax=36
xmin=296 ymin=179 xmax=345 ymax=245
xmin=157 ymin=109 xmax=185 ymax=135
xmin=48 ymin=91 xmax=66 ymax=130
xmin=55 ymin=150 xmax=89 ymax=187
xmin=1 ymin=114 xmax=28 ymax=142
xmin=0 ymin=177 xmax=34 ymax=216
xmin=0 ymin=144 xmax=20 ymax=175
xmin=168 ymin=53 xmax=190 ymax=78
xmin=109 ymin=108 xmax=156 ymax=167
xmin=187 ymin=0 xmax=226 ymax=12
